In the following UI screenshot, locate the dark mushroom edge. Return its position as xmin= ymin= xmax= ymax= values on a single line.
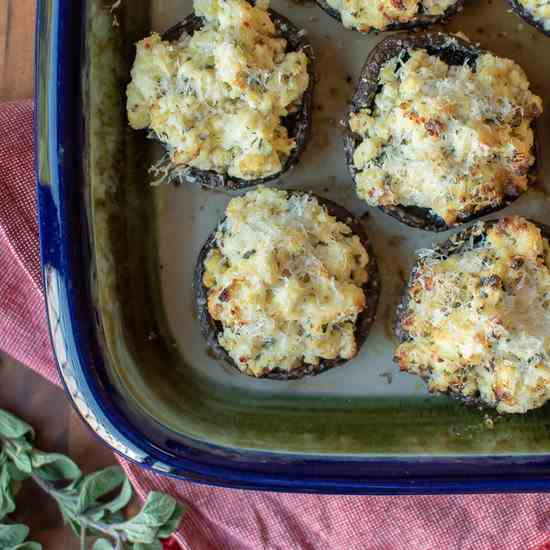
xmin=508 ymin=0 xmax=550 ymax=37
xmin=315 ymin=0 xmax=463 ymax=33
xmin=394 ymin=218 xmax=550 ymax=409
xmin=343 ymin=32 xmax=540 ymax=232
xmin=156 ymin=9 xmax=315 ymax=191
xmin=194 ymin=192 xmax=381 ymax=380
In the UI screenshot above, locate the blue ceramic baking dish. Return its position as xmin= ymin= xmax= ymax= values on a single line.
xmin=36 ymin=0 xmax=550 ymax=493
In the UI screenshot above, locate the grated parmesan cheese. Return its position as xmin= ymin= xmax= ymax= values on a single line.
xmin=126 ymin=0 xmax=309 ymax=180
xmin=326 ymin=0 xmax=457 ymax=32
xmin=395 ymin=216 xmax=550 ymax=413
xmin=203 ymin=187 xmax=370 ymax=376
xmin=350 ymin=44 xmax=543 ymax=225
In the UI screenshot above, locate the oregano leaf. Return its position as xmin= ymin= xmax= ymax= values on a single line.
xmin=30 ymin=452 xmax=81 ymax=482
xmin=50 ymin=487 xmax=79 ymax=512
xmin=0 ymin=464 xmax=16 ymax=520
xmin=88 ymin=477 xmax=133 ymax=522
xmin=120 ymin=522 xmax=157 ymax=545
xmin=0 ymin=495 xmax=16 ymax=522
xmin=9 ymin=543 xmax=42 ymax=550
xmin=120 ymin=493 xmax=178 ymax=544
xmin=6 ymin=464 xmax=29 ymax=483
xmin=157 ymin=502 xmax=185 ymax=539
xmin=135 ymin=492 xmax=177 ymax=526
xmin=88 ymin=509 xmax=106 ymax=522
xmin=133 ymin=541 xmax=162 ymax=550
xmin=104 ymin=510 xmax=125 ymax=524
xmin=10 ymin=440 xmax=32 ymax=455
xmin=0 ymin=523 xmax=29 ymax=545
xmin=103 ymin=477 xmax=133 ymax=514
xmin=76 ymin=466 xmax=125 ymax=513
xmin=1 ymin=464 xmax=11 ymax=489
xmin=92 ymin=538 xmax=115 ymax=550
xmin=5 ymin=450 xmax=32 ymax=476
xmin=0 ymin=497 xmax=14 ymax=522
xmin=0 ymin=412 xmax=33 ymax=441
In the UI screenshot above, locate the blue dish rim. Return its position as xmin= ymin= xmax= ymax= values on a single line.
xmin=34 ymin=0 xmax=550 ymax=494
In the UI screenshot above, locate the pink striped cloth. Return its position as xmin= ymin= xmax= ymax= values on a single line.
xmin=2 ymin=99 xmax=550 ymax=550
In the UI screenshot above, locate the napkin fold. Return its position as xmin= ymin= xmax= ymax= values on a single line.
xmin=1 ymin=99 xmax=549 ymax=550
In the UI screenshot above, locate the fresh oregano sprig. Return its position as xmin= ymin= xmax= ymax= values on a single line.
xmin=0 ymin=409 xmax=184 ymax=550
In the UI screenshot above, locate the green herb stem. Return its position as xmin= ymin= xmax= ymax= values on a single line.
xmin=31 ymin=474 xmax=125 ymax=548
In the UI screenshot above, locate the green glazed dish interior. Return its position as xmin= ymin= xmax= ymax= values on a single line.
xmin=86 ymin=0 xmax=550 ymax=455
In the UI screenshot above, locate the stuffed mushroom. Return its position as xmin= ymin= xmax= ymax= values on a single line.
xmin=344 ymin=33 xmax=543 ymax=231
xmin=315 ymin=0 xmax=463 ymax=33
xmin=395 ymin=216 xmax=550 ymax=414
xmin=509 ymin=0 xmax=550 ymax=37
xmin=126 ymin=0 xmax=314 ymax=190
xmin=195 ymin=187 xmax=380 ymax=379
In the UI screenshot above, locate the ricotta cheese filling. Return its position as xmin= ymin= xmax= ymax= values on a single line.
xmin=325 ymin=0 xmax=457 ymax=32
xmin=350 ymin=42 xmax=543 ymax=225
xmin=202 ymin=187 xmax=370 ymax=376
xmin=127 ymin=0 xmax=309 ymax=180
xmin=519 ymin=0 xmax=550 ymax=30
xmin=395 ymin=216 xmax=550 ymax=414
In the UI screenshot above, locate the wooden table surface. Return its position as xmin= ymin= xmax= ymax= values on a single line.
xmin=0 ymin=0 xmax=35 ymax=101
xmin=1 ymin=1 xmax=119 ymax=548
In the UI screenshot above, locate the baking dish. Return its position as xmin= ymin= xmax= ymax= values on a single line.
xmin=36 ymin=0 xmax=550 ymax=493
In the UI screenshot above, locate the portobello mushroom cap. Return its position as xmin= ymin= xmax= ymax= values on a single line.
xmin=314 ymin=0 xmax=463 ymax=33
xmin=194 ymin=192 xmax=380 ymax=379
xmin=343 ymin=32 xmax=540 ymax=232
xmin=394 ymin=218 xmax=550 ymax=408
xmin=158 ymin=9 xmax=315 ymax=191
xmin=508 ymin=0 xmax=550 ymax=37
